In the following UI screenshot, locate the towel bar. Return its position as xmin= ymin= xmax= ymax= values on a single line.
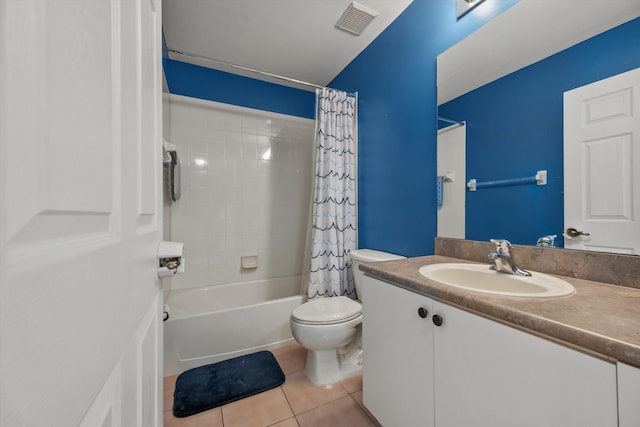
xmin=467 ymin=170 xmax=547 ymax=191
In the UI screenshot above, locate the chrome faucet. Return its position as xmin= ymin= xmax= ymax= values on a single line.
xmin=488 ymin=239 xmax=531 ymax=277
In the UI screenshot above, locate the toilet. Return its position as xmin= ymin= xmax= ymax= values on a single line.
xmin=290 ymin=249 xmax=406 ymax=386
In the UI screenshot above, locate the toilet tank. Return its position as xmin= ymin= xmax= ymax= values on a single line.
xmin=349 ymin=249 xmax=406 ymax=300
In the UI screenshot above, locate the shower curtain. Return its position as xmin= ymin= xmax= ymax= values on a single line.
xmin=305 ymin=88 xmax=357 ymax=299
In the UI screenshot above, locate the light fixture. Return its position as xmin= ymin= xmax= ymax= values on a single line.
xmin=456 ymin=0 xmax=486 ymax=19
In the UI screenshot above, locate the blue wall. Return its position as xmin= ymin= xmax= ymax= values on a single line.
xmin=329 ymin=0 xmax=519 ymax=256
xmin=162 ymin=0 xmax=520 ymax=257
xmin=163 ymin=58 xmax=316 ymax=119
xmin=439 ymin=17 xmax=640 ymax=247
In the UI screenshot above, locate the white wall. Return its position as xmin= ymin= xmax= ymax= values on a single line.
xmin=167 ymin=94 xmax=314 ymax=290
xmin=437 ymin=124 xmax=466 ymax=239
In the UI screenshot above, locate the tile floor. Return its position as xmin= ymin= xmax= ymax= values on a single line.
xmin=163 ymin=344 xmax=379 ymax=427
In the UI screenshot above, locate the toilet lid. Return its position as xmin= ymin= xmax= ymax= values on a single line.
xmin=292 ymin=296 xmax=362 ymax=325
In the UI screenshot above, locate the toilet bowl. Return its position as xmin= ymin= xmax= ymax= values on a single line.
xmin=290 ymin=296 xmax=362 ymax=386
xmin=290 ymin=249 xmax=406 ymax=386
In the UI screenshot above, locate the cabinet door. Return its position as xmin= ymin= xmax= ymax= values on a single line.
xmin=433 ymin=301 xmax=618 ymax=427
xmin=362 ymin=276 xmax=435 ymax=427
xmin=618 ymin=363 xmax=640 ymax=427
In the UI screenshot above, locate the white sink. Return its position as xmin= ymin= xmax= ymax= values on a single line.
xmin=419 ymin=263 xmax=575 ymax=297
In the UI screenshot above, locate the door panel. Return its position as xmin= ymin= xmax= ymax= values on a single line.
xmin=564 ymin=68 xmax=640 ymax=253
xmin=138 ymin=0 xmax=160 ymax=222
xmin=583 ymin=135 xmax=632 ymax=219
xmin=0 ymin=1 xmax=163 ymax=426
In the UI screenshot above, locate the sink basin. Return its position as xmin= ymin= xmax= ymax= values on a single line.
xmin=419 ymin=263 xmax=575 ymax=297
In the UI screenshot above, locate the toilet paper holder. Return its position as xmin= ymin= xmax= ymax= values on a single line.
xmin=158 ymin=241 xmax=185 ymax=278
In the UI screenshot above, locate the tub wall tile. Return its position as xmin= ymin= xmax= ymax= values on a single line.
xmin=167 ymin=95 xmax=314 ymax=290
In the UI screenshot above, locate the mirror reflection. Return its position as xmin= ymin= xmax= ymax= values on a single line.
xmin=436 ymin=0 xmax=640 ymax=254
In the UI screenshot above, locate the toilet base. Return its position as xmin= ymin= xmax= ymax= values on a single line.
xmin=304 ymin=351 xmax=363 ymax=386
xmin=304 ymin=338 xmax=363 ymax=386
xmin=290 ymin=307 xmax=363 ymax=386
xmin=304 ymin=349 xmax=342 ymax=386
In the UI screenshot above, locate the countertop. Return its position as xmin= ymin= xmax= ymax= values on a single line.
xmin=359 ymin=255 xmax=640 ymax=368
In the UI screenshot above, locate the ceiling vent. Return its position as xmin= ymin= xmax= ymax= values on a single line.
xmin=335 ymin=2 xmax=379 ymax=36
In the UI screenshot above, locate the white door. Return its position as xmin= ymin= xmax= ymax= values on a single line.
xmin=0 ymin=1 xmax=164 ymax=426
xmin=564 ymin=68 xmax=640 ymax=254
xmin=437 ymin=124 xmax=466 ymax=239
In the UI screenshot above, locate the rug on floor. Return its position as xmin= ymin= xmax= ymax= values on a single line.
xmin=172 ymin=350 xmax=285 ymax=417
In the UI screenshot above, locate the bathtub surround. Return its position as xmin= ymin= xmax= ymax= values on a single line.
xmin=167 ymin=94 xmax=314 ymax=290
xmin=163 ymin=94 xmax=313 ymax=376
xmin=306 ymin=88 xmax=358 ymax=299
xmin=163 ymin=245 xmax=305 ymax=377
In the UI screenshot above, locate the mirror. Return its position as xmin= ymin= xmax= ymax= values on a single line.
xmin=436 ymin=0 xmax=640 ymax=252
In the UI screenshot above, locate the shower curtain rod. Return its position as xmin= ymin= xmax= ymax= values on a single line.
xmin=437 ymin=115 xmax=466 ymax=126
xmin=167 ymin=48 xmax=356 ymax=96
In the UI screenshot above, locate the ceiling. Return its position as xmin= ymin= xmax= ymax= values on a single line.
xmin=438 ymin=0 xmax=640 ymax=104
xmin=162 ymin=0 xmax=414 ymax=91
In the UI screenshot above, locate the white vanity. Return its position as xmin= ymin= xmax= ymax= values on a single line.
xmin=360 ymin=256 xmax=640 ymax=427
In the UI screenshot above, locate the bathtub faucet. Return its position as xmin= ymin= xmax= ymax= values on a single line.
xmin=488 ymin=239 xmax=531 ymax=277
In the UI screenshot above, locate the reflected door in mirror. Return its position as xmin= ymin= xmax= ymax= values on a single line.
xmin=564 ymin=67 xmax=640 ymax=254
xmin=437 ymin=125 xmax=466 ymax=239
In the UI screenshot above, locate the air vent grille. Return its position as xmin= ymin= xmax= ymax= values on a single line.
xmin=335 ymin=2 xmax=379 ymax=36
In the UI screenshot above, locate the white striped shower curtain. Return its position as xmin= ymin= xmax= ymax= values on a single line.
xmin=306 ymin=88 xmax=357 ymax=299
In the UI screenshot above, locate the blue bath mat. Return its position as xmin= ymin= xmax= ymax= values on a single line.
xmin=172 ymin=351 xmax=285 ymax=417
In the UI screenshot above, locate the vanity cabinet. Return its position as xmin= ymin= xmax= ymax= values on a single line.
xmin=362 ymin=274 xmax=435 ymax=427
xmin=618 ymin=363 xmax=640 ymax=427
xmin=432 ymin=300 xmax=617 ymax=426
xmin=362 ymin=275 xmax=618 ymax=427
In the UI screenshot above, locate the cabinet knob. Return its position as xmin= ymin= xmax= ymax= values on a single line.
xmin=432 ymin=314 xmax=443 ymax=326
xmin=417 ymin=307 xmax=428 ymax=318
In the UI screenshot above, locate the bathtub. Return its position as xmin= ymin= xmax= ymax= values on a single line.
xmin=163 ymin=276 xmax=304 ymax=376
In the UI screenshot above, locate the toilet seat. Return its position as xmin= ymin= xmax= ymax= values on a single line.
xmin=291 ymin=296 xmax=362 ymax=325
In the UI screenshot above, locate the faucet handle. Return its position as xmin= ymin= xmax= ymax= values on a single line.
xmin=536 ymin=235 xmax=557 ymax=247
xmin=490 ymin=239 xmax=513 ymax=256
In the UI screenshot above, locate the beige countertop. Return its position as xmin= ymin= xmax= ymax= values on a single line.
xmin=360 ymin=255 xmax=640 ymax=368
